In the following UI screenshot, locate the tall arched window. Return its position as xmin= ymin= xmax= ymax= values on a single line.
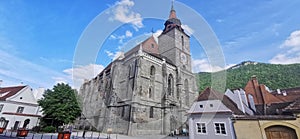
xmin=149 ymin=106 xmax=154 ymax=118
xmin=150 ymin=66 xmax=155 ymax=77
xmin=181 ymin=36 xmax=184 ymax=46
xmin=168 ymin=74 xmax=174 ymax=96
xmin=149 ymin=87 xmax=152 ymax=98
xmin=184 ymin=79 xmax=189 ymax=105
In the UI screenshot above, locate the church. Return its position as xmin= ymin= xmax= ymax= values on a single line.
xmin=79 ymin=3 xmax=198 ymax=135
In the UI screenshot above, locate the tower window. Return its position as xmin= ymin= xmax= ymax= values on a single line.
xmin=151 ymin=43 xmax=154 ymax=48
xmin=121 ymin=106 xmax=125 ymax=117
xmin=181 ymin=36 xmax=184 ymax=46
xmin=149 ymin=87 xmax=152 ymax=98
xmin=184 ymin=79 xmax=189 ymax=105
xmin=150 ymin=66 xmax=155 ymax=76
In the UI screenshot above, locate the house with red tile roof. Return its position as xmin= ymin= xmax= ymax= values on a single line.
xmin=0 ymin=85 xmax=44 ymax=130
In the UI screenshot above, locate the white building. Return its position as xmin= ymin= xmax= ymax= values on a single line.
xmin=0 ymin=85 xmax=44 ymax=130
xmin=188 ymin=87 xmax=244 ymax=139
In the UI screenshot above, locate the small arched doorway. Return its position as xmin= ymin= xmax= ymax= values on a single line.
xmin=265 ymin=125 xmax=298 ymax=139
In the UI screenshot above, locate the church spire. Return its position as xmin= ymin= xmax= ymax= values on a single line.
xmin=169 ymin=0 xmax=177 ymax=19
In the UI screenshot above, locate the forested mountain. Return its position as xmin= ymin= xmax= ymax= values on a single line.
xmin=196 ymin=61 xmax=300 ymax=92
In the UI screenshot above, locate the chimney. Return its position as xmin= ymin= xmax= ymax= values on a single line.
xmin=277 ymin=89 xmax=281 ymax=94
xmin=282 ymin=91 xmax=287 ymax=96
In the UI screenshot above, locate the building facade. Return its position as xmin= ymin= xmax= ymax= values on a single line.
xmin=79 ymin=5 xmax=197 ymax=135
xmin=188 ymin=88 xmax=244 ymax=139
xmin=0 ymin=85 xmax=43 ymax=130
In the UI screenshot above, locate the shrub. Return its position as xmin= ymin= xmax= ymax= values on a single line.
xmin=42 ymin=126 xmax=56 ymax=133
xmin=31 ymin=126 xmax=41 ymax=133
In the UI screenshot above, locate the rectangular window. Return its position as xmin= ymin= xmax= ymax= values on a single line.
xmin=196 ymin=123 xmax=206 ymax=134
xmin=214 ymin=123 xmax=226 ymax=135
xmin=0 ymin=104 xmax=4 ymax=112
xmin=16 ymin=106 xmax=24 ymax=113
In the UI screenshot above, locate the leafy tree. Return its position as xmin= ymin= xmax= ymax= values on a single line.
xmin=38 ymin=83 xmax=81 ymax=128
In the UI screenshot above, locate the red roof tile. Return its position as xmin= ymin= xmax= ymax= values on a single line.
xmin=244 ymin=76 xmax=283 ymax=105
xmin=0 ymin=86 xmax=26 ymax=101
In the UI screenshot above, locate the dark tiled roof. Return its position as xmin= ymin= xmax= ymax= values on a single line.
xmin=0 ymin=86 xmax=26 ymax=101
xmin=271 ymin=87 xmax=300 ymax=102
xmin=197 ymin=87 xmax=244 ymax=115
xmin=233 ymin=115 xmax=296 ymax=120
xmin=282 ymin=98 xmax=300 ymax=113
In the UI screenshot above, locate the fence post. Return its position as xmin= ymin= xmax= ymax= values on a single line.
xmin=40 ymin=133 xmax=43 ymax=139
xmin=32 ymin=134 xmax=35 ymax=139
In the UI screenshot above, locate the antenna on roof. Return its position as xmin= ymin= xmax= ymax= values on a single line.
xmin=151 ymin=28 xmax=154 ymax=36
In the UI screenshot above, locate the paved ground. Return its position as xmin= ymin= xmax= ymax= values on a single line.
xmin=0 ymin=131 xmax=188 ymax=139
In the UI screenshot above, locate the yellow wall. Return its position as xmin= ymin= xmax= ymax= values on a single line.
xmin=234 ymin=115 xmax=300 ymax=139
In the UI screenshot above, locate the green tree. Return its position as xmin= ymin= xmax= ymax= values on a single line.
xmin=38 ymin=83 xmax=81 ymax=128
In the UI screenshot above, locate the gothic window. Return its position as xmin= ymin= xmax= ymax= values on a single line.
xmin=168 ymin=74 xmax=174 ymax=96
xmin=150 ymin=66 xmax=155 ymax=77
xmin=184 ymin=79 xmax=189 ymax=105
xmin=149 ymin=87 xmax=152 ymax=98
xmin=121 ymin=107 xmax=125 ymax=117
xmin=128 ymin=65 xmax=131 ymax=78
xmin=181 ymin=36 xmax=184 ymax=47
xmin=149 ymin=106 xmax=154 ymax=118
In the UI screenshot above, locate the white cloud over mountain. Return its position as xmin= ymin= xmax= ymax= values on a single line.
xmin=270 ymin=30 xmax=300 ymax=64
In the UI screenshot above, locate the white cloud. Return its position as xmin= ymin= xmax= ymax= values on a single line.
xmin=125 ymin=30 xmax=133 ymax=37
xmin=192 ymin=58 xmax=232 ymax=73
xmin=152 ymin=29 xmax=163 ymax=43
xmin=0 ymin=49 xmax=69 ymax=89
xmin=270 ymin=30 xmax=300 ymax=64
xmin=62 ymin=64 xmax=105 ymax=89
xmin=269 ymin=53 xmax=300 ymax=64
xmin=110 ymin=0 xmax=143 ymax=30
xmin=280 ymin=30 xmax=300 ymax=52
xmin=109 ymin=30 xmax=133 ymax=44
xmin=182 ymin=24 xmax=194 ymax=36
xmin=105 ymin=50 xmax=124 ymax=60
xmin=216 ymin=19 xmax=224 ymax=23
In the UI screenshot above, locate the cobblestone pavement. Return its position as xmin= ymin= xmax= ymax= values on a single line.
xmin=0 ymin=131 xmax=188 ymax=139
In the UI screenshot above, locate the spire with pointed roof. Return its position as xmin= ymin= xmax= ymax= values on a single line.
xmin=169 ymin=0 xmax=177 ymax=19
xmin=162 ymin=0 xmax=184 ymax=34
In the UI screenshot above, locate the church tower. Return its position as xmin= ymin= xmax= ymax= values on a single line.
xmin=158 ymin=2 xmax=192 ymax=72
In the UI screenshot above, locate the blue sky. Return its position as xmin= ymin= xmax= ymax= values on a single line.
xmin=0 ymin=0 xmax=299 ymax=89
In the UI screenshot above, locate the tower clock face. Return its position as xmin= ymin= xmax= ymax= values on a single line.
xmin=181 ymin=53 xmax=187 ymax=64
